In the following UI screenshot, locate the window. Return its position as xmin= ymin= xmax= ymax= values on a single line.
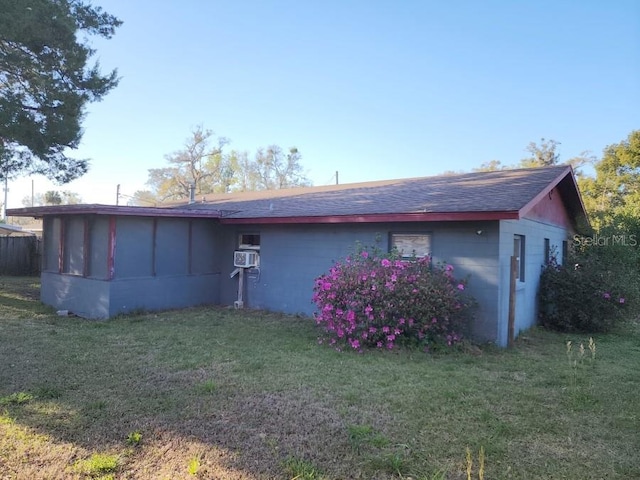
xmin=513 ymin=234 xmax=525 ymax=281
xmin=390 ymin=233 xmax=431 ymax=259
xmin=239 ymin=233 xmax=260 ymax=250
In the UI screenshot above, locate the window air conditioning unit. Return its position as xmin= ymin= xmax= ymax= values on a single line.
xmin=234 ymin=250 xmax=259 ymax=268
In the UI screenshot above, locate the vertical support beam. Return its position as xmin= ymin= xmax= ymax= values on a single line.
xmin=41 ymin=217 xmax=47 ymax=272
xmin=508 ymin=255 xmax=517 ymax=347
xmin=234 ymin=268 xmax=245 ymax=309
xmin=58 ymin=217 xmax=65 ymax=273
xmin=107 ymin=216 xmax=116 ymax=280
xmin=151 ymin=218 xmax=157 ymax=276
xmin=82 ymin=216 xmax=90 ymax=277
xmin=188 ymin=220 xmax=193 ymax=275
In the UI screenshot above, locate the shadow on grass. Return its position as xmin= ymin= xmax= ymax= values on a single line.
xmin=0 ymin=301 xmax=357 ymax=479
xmin=2 ymin=369 xmax=352 ymax=479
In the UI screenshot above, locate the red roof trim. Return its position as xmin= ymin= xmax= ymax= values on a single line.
xmin=517 ymin=165 xmax=589 ymax=230
xmin=518 ymin=165 xmax=572 ymax=218
xmin=221 ymin=211 xmax=520 ymax=225
xmin=7 ymin=204 xmax=222 ymax=219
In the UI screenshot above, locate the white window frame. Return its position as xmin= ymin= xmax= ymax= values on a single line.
xmin=390 ymin=233 xmax=432 ymax=259
xmin=238 ymin=233 xmax=260 ymax=250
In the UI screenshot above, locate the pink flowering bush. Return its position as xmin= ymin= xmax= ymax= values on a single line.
xmin=312 ymin=247 xmax=475 ymax=351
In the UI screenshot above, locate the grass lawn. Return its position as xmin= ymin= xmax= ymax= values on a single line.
xmin=0 ymin=276 xmax=639 ymax=479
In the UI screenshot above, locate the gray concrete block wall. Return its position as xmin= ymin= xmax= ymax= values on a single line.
xmin=191 ymin=220 xmax=220 ymax=274
xmin=108 ymin=218 xmax=222 ymax=316
xmin=36 ymin=212 xmax=569 ymax=346
xmin=39 ymin=216 xmax=223 ymax=318
xmin=498 ymin=218 xmax=570 ymax=346
xmin=109 ymin=274 xmax=221 ymax=317
xmin=220 ymin=221 xmax=501 ymax=343
xmin=41 ymin=272 xmax=110 ymax=318
xmin=428 ymin=221 xmax=500 ymax=342
xmin=240 ymin=224 xmax=384 ymax=315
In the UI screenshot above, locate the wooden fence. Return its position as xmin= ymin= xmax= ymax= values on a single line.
xmin=0 ymin=236 xmax=42 ymax=275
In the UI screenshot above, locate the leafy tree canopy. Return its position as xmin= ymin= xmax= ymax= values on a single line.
xmin=0 ymin=0 xmax=122 ymax=183
xmin=144 ymin=125 xmax=230 ymax=202
xmin=520 ymin=138 xmax=561 ymax=167
xmin=471 ymin=138 xmax=592 ymax=174
xmin=579 ymin=130 xmax=640 ymax=228
xmin=472 ymin=160 xmax=507 ymax=172
xmin=22 ymin=189 xmax=82 ymax=207
xmin=131 ymin=126 xmax=311 ymax=205
xmin=253 ymin=145 xmax=310 ymax=190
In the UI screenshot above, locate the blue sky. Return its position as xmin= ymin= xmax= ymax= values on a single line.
xmin=7 ymin=0 xmax=640 ymax=207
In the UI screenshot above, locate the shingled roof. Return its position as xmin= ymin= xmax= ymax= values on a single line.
xmin=179 ymin=165 xmax=586 ymax=226
xmin=8 ymin=165 xmax=587 ymax=228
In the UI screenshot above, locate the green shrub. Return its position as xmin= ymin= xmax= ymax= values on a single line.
xmin=540 ymin=216 xmax=640 ymax=333
xmin=539 ymin=248 xmax=629 ymax=333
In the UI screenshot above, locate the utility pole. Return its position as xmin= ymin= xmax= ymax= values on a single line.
xmin=116 ymin=184 xmax=120 ymax=206
xmin=2 ymin=176 xmax=7 ymax=222
xmin=335 ymin=171 xmax=339 ymax=185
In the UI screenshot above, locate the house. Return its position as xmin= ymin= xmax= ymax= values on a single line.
xmin=0 ymin=223 xmax=37 ymax=236
xmin=7 ymin=165 xmax=588 ymax=346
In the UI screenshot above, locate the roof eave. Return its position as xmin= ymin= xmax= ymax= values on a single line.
xmin=6 ymin=204 xmax=223 ymax=219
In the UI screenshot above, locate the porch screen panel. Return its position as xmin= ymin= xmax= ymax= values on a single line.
xmin=62 ymin=217 xmax=85 ymax=275
xmin=44 ymin=217 xmax=61 ymax=272
xmin=88 ymin=218 xmax=109 ymax=279
xmin=115 ymin=217 xmax=154 ymax=278
xmin=155 ymin=219 xmax=189 ymax=276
